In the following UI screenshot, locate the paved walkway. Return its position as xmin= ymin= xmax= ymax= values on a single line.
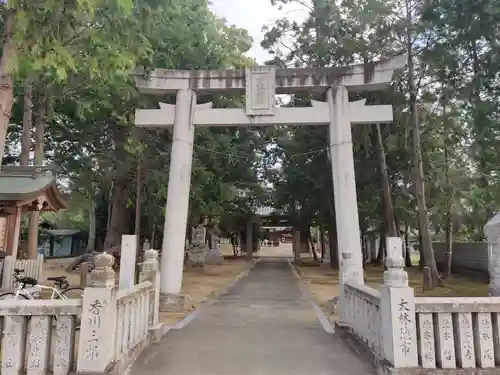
xmin=130 ymin=258 xmax=375 ymax=375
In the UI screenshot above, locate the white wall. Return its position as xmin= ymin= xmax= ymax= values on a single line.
xmin=433 ymin=242 xmax=488 ymax=278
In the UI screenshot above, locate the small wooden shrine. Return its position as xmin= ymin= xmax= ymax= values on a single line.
xmin=0 ymin=166 xmax=67 ymax=257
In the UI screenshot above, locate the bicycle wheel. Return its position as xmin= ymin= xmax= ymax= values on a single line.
xmin=57 ymin=287 xmax=84 ymax=300
xmin=0 ymin=292 xmax=29 ymax=300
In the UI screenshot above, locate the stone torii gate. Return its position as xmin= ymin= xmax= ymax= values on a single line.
xmin=134 ymin=56 xmax=406 ymax=310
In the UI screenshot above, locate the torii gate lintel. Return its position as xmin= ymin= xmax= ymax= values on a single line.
xmin=135 ymin=99 xmax=393 ymax=128
xmin=134 ymin=54 xmax=407 ymax=95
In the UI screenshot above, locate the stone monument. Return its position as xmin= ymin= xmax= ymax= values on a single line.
xmin=485 ymin=212 xmax=500 ymax=296
xmin=142 ymin=238 xmax=150 ymax=251
xmin=190 ymin=224 xmax=208 ymax=266
xmin=205 ymin=232 xmax=224 ymax=265
xmin=118 ymin=234 xmax=137 ymax=289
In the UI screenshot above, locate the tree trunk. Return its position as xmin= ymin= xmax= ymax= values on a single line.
xmin=376 ymin=228 xmax=386 ymax=264
xmin=34 ymin=91 xmax=45 ymax=164
xmin=87 ymin=199 xmax=96 ymax=251
xmin=186 ymin=222 xmax=192 ymax=246
xmin=293 ymin=228 xmax=301 ymax=260
xmin=328 ymin=219 xmax=338 ymax=268
xmin=361 ymin=235 xmax=368 ymax=265
xmin=319 ymin=224 xmax=326 ymax=260
xmin=374 ymin=124 xmax=398 ymax=237
xmin=404 ymin=221 xmax=412 ymax=267
xmin=300 ymin=225 xmax=309 ymax=254
xmin=442 ymin=108 xmax=454 ymax=279
xmin=308 ymin=229 xmax=318 ymax=261
xmin=0 ymin=10 xmax=16 ymax=164
xmin=418 ymin=233 xmax=425 ymax=270
xmin=406 ymin=0 xmax=440 ymax=289
xmin=134 ymin=154 xmax=142 ymax=251
xmin=106 ymin=182 xmax=114 ymax=234
xmin=27 ymin=88 xmax=46 ymax=259
xmin=15 ymin=78 xmax=32 ymax=259
xmin=103 ymin=179 xmax=129 ymax=249
xmin=21 ymin=78 xmax=32 ymax=166
xmin=443 ymin=208 xmax=453 ymax=278
xmin=245 ymin=221 xmax=253 ymax=260
xmin=150 ymin=214 xmax=156 ymax=247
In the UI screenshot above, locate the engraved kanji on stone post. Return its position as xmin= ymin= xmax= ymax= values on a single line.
xmin=76 ymin=252 xmax=117 ymax=373
xmin=379 ymin=237 xmax=418 ymax=367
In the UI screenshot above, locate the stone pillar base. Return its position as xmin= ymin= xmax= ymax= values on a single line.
xmin=205 ymin=248 xmax=224 ymax=265
xmin=189 ymin=249 xmax=207 ymax=267
xmin=148 ymin=323 xmax=164 ymax=342
xmin=159 ymin=293 xmax=189 ymax=312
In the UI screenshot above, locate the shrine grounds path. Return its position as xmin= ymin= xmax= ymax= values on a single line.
xmin=129 ymin=257 xmax=375 ymax=375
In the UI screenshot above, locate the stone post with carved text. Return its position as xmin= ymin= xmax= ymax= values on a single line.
xmin=76 ymin=252 xmax=117 ymax=373
xmin=379 ymin=237 xmax=418 ymax=367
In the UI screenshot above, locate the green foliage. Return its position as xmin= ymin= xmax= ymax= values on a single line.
xmin=261 ymin=0 xmax=500 ymax=242
xmin=6 ymin=0 xmax=500 ymax=249
xmin=3 ymin=0 xmax=261 ymax=248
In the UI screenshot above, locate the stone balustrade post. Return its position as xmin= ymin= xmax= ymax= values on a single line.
xmin=139 ymin=249 xmax=160 ymax=329
xmin=76 ymin=252 xmax=117 ymax=374
xmin=379 ymin=237 xmax=418 ymax=368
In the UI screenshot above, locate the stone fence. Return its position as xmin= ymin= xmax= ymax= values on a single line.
xmin=414 ymin=297 xmax=500 ymax=369
xmin=342 ymin=282 xmax=382 ymax=359
xmin=340 ymin=236 xmax=500 ymax=373
xmin=1 ymin=299 xmax=81 ymax=375
xmin=432 ymin=241 xmax=488 ymax=279
xmin=0 ymin=249 xmax=161 ymax=375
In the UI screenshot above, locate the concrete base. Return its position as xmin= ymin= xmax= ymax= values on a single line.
xmin=383 ymin=368 xmax=500 ymax=375
xmin=148 ymin=323 xmax=164 ymax=343
xmin=205 ymin=248 xmax=224 ymax=265
xmin=159 ymin=292 xmax=189 ymax=312
xmin=189 ymin=249 xmax=207 ymax=267
xmin=70 ymin=363 xmax=117 ymax=375
xmin=333 ymin=322 xmax=500 ymax=375
xmin=326 ymin=296 xmax=339 ymax=313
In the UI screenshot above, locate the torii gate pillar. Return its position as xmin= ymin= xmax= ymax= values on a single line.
xmin=160 ymin=89 xmax=196 ymax=304
xmin=328 ymin=86 xmax=364 ymax=285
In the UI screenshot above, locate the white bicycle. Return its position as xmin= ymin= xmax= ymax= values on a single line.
xmin=0 ymin=268 xmax=84 ymax=328
xmin=0 ymin=268 xmax=84 ymax=300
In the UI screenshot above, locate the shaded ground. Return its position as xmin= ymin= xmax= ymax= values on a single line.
xmin=40 ymin=251 xmax=252 ymax=321
xmin=130 ymin=258 xmax=374 ymax=375
xmin=160 ymin=255 xmax=251 ymax=326
xmin=294 ymin=260 xmax=489 ymax=323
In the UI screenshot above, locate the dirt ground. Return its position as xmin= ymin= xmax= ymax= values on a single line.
xmin=293 ymin=259 xmax=489 ymax=321
xmin=40 ymin=248 xmax=252 ymax=322
xmin=40 ymin=258 xmax=82 ymax=286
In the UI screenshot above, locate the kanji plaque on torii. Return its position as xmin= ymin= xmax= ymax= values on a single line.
xmin=245 ymin=66 xmax=275 ymax=116
xmin=134 ymin=56 xmax=406 ymax=311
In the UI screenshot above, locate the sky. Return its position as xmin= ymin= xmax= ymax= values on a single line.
xmin=209 ymin=0 xmax=307 ymax=63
